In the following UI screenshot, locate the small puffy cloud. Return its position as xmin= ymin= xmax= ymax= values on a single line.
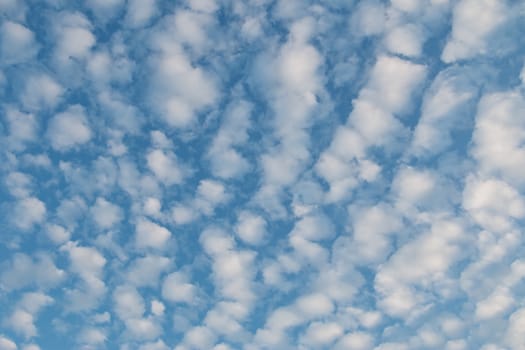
xmin=90 ymin=197 xmax=123 ymax=229
xmin=19 ymin=73 xmax=63 ymax=111
xmin=5 ymin=108 xmax=38 ymax=151
xmin=442 ymin=0 xmax=508 ymax=62
xmin=235 ymin=211 xmax=266 ymax=245
xmin=138 ymin=340 xmax=170 ymax=350
xmin=351 ymin=0 xmax=385 ymax=36
xmin=148 ymin=47 xmax=218 ymax=128
xmin=5 ymin=171 xmax=33 ymax=198
xmin=301 ymin=322 xmax=344 ymax=347
xmin=53 ymin=12 xmax=95 ymax=63
xmin=0 ymin=253 xmax=64 ymax=291
xmin=172 ymin=204 xmax=196 ymax=225
xmin=126 ymin=255 xmax=171 ymax=287
xmin=0 ymin=336 xmax=17 ymax=350
xmin=78 ymin=327 xmax=106 ymax=346
xmin=384 ymin=24 xmax=424 ymax=57
xmin=162 ymin=272 xmax=196 ymax=304
xmin=463 ymin=176 xmax=525 ymax=232
xmin=113 ymin=285 xmax=145 ymax=320
xmin=361 ymin=55 xmax=427 ymax=115
xmin=334 ymin=332 xmax=374 ymax=350
xmin=1 ymin=20 xmax=37 ymax=64
xmin=135 ymin=219 xmax=172 ymax=250
xmin=150 ymin=300 xmax=165 ymax=316
xmin=194 ymin=179 xmax=229 ymax=215
xmin=124 ymin=0 xmax=157 ymax=28
xmin=85 ymin=0 xmax=124 ymax=21
xmin=471 ymin=91 xmax=525 ymax=187
xmin=147 ymin=149 xmax=184 ymax=185
xmin=124 ymin=317 xmax=162 ymax=341
xmin=7 ymin=292 xmax=53 ymax=338
xmin=13 ymin=197 xmax=46 ymax=230
xmin=46 ymin=105 xmax=92 ymax=151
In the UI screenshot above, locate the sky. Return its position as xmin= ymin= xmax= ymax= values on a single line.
xmin=1 ymin=0 xmax=525 ymax=349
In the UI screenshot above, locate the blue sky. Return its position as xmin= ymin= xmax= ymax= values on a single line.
xmin=1 ymin=0 xmax=525 ymax=349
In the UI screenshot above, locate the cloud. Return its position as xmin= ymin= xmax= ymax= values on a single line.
xmin=0 ymin=20 xmax=38 ymax=64
xmin=135 ymin=219 xmax=172 ymax=250
xmin=19 ymin=73 xmax=63 ymax=112
xmin=0 ymin=253 xmax=64 ymax=291
xmin=90 ymin=197 xmax=123 ymax=229
xmin=147 ymin=41 xmax=218 ymax=128
xmin=12 ymin=197 xmax=46 ymax=230
xmin=4 ymin=108 xmax=38 ymax=151
xmin=470 ymin=91 xmax=525 ymax=187
xmin=6 ymin=292 xmax=53 ymax=338
xmin=126 ymin=255 xmax=171 ymax=287
xmin=0 ymin=336 xmax=17 ymax=350
xmin=146 ymin=149 xmax=184 ymax=185
xmin=442 ymin=0 xmax=508 ymax=62
xmin=234 ymin=211 xmax=267 ymax=245
xmin=46 ymin=105 xmax=92 ymax=151
xmin=162 ymin=272 xmax=197 ymax=304
xmin=124 ymin=0 xmax=158 ymax=28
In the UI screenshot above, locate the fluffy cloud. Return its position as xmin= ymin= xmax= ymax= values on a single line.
xmin=0 ymin=20 xmax=38 ymax=64
xmin=46 ymin=105 xmax=92 ymax=150
xmin=135 ymin=219 xmax=172 ymax=250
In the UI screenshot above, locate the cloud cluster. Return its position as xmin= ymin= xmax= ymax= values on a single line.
xmin=1 ymin=0 xmax=524 ymax=349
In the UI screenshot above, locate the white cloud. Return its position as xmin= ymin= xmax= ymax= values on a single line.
xmin=0 ymin=253 xmax=64 ymax=291
xmin=471 ymin=91 xmax=525 ymax=187
xmin=505 ymin=308 xmax=525 ymax=349
xmin=53 ymin=12 xmax=95 ymax=63
xmin=463 ymin=176 xmax=525 ymax=233
xmin=349 ymin=204 xmax=402 ymax=263
xmin=90 ymin=197 xmax=123 ymax=229
xmin=235 ymin=211 xmax=266 ymax=245
xmin=200 ymin=228 xmax=256 ymax=304
xmin=60 ymin=242 xmax=107 ymax=312
xmin=335 ymin=332 xmax=374 ymax=350
xmin=113 ymin=285 xmax=145 ymax=320
xmin=181 ymin=326 xmax=216 ymax=350
xmin=442 ymin=0 xmax=508 ymax=62
xmin=126 ymin=255 xmax=171 ymax=287
xmin=150 ymin=300 xmax=165 ymax=317
xmin=78 ymin=328 xmax=106 ymax=346
xmin=124 ymin=0 xmax=157 ymax=28
xmin=161 ymin=271 xmax=196 ymax=304
xmin=351 ymin=1 xmax=385 ymax=36
xmin=148 ymin=44 xmax=218 ymax=128
xmin=5 ymin=171 xmax=33 ymax=198
xmin=360 ymin=55 xmax=427 ymax=115
xmin=194 ymin=179 xmax=229 ymax=215
xmin=301 ymin=322 xmax=344 ymax=346
xmin=13 ymin=197 xmax=46 ymax=230
xmin=7 ymin=292 xmax=53 ymax=338
xmin=5 ymin=108 xmax=38 ymax=151
xmin=46 ymin=105 xmax=92 ymax=150
xmin=410 ymin=68 xmax=476 ymax=156
xmin=19 ymin=73 xmax=63 ymax=111
xmin=172 ymin=204 xmax=196 ymax=225
xmin=147 ymin=149 xmax=184 ymax=185
xmin=85 ymin=0 xmax=124 ymax=20
xmin=384 ymin=24 xmax=423 ymax=57
xmin=135 ymin=219 xmax=172 ymax=250
xmin=0 ymin=20 xmax=37 ymax=64
xmin=0 ymin=336 xmax=17 ymax=350
xmin=138 ymin=340 xmax=170 ymax=350
xmin=207 ymin=101 xmax=252 ymax=179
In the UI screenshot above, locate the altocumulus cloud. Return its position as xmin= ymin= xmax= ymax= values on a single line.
xmin=1 ymin=0 xmax=525 ymax=349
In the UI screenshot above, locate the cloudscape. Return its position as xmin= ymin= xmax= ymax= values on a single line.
xmin=1 ymin=0 xmax=525 ymax=349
